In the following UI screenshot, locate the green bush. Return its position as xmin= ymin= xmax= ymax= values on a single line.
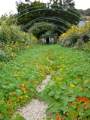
xmin=0 ymin=15 xmax=37 ymax=63
xmin=0 ymin=50 xmax=8 ymax=62
xmin=28 ymin=22 xmax=57 ymax=39
xmin=59 ymin=22 xmax=90 ymax=47
xmin=0 ymin=17 xmax=37 ymax=62
xmin=29 ymin=33 xmax=38 ymax=44
xmin=0 ymin=14 xmax=17 ymax=26
xmin=82 ymin=41 xmax=90 ymax=51
xmin=0 ymin=22 xmax=31 ymax=44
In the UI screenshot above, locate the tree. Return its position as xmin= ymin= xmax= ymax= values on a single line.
xmin=85 ymin=8 xmax=90 ymax=16
xmin=49 ymin=0 xmax=63 ymax=8
xmin=48 ymin=0 xmax=75 ymax=9
xmin=63 ymin=0 xmax=75 ymax=9
xmin=17 ymin=1 xmax=46 ymax=14
xmin=78 ymin=8 xmax=90 ymax=16
xmin=17 ymin=1 xmax=46 ymax=24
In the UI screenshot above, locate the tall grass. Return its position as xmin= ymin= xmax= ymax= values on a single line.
xmin=0 ymin=16 xmax=37 ymax=62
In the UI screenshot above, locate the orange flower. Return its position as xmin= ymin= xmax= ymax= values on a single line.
xmin=76 ymin=97 xmax=90 ymax=103
xmin=56 ymin=113 xmax=62 ymax=120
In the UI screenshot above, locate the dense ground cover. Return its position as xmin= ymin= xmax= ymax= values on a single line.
xmin=0 ymin=45 xmax=52 ymax=120
xmin=39 ymin=45 xmax=90 ymax=120
xmin=0 ymin=45 xmax=90 ymax=120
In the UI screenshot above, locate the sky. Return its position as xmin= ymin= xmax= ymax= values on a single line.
xmin=0 ymin=0 xmax=90 ymax=16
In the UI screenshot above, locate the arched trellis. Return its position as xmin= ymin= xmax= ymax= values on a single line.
xmin=19 ymin=8 xmax=79 ymax=19
xmin=17 ymin=2 xmax=80 ymax=38
xmin=27 ymin=24 xmax=65 ymax=34
xmin=25 ymin=22 xmax=66 ymax=35
xmin=22 ymin=17 xmax=70 ymax=31
xmin=18 ymin=8 xmax=80 ymax=25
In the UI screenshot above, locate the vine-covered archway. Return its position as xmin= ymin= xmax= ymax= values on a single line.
xmin=16 ymin=0 xmax=80 ymax=40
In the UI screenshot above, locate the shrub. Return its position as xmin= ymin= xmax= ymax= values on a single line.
xmin=28 ymin=22 xmax=57 ymax=39
xmin=0 ymin=20 xmax=37 ymax=62
xmin=0 ymin=22 xmax=31 ymax=44
xmin=0 ymin=50 xmax=8 ymax=62
xmin=59 ymin=22 xmax=90 ymax=47
xmin=28 ymin=33 xmax=38 ymax=44
xmin=82 ymin=41 xmax=90 ymax=52
xmin=0 ymin=14 xmax=17 ymax=26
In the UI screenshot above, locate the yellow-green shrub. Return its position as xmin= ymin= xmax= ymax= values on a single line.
xmin=59 ymin=22 xmax=90 ymax=47
xmin=27 ymin=33 xmax=38 ymax=45
xmin=82 ymin=41 xmax=90 ymax=51
xmin=0 ymin=22 xmax=31 ymax=44
xmin=0 ymin=22 xmax=37 ymax=62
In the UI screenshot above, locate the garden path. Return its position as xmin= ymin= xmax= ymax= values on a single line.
xmin=18 ymin=75 xmax=51 ymax=120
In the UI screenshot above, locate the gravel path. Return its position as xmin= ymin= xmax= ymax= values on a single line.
xmin=37 ymin=75 xmax=51 ymax=93
xmin=18 ymin=75 xmax=51 ymax=120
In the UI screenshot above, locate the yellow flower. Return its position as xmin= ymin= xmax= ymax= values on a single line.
xmin=70 ymin=83 xmax=75 ymax=88
xmin=19 ymin=84 xmax=28 ymax=93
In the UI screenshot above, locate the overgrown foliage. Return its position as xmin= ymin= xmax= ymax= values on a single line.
xmin=0 ymin=22 xmax=30 ymax=44
xmin=0 ymin=16 xmax=37 ymax=62
xmin=0 ymin=45 xmax=90 ymax=119
xmin=39 ymin=45 xmax=90 ymax=120
xmin=16 ymin=0 xmax=80 ymax=38
xmin=28 ymin=22 xmax=57 ymax=38
xmin=0 ymin=1 xmax=89 ymax=120
xmin=0 ymin=14 xmax=17 ymax=25
xmin=59 ymin=22 xmax=90 ymax=48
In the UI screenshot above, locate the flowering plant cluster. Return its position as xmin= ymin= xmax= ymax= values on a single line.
xmin=59 ymin=22 xmax=90 ymax=47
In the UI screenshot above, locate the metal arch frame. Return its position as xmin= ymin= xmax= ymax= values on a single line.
xmin=18 ymin=8 xmax=79 ymax=20
xmin=22 ymin=16 xmax=71 ymax=31
xmin=17 ymin=2 xmax=63 ymax=15
xmin=17 ymin=5 xmax=80 ymax=36
xmin=28 ymin=22 xmax=67 ymax=34
xmin=18 ymin=8 xmax=79 ymax=32
xmin=23 ymin=25 xmax=66 ymax=34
